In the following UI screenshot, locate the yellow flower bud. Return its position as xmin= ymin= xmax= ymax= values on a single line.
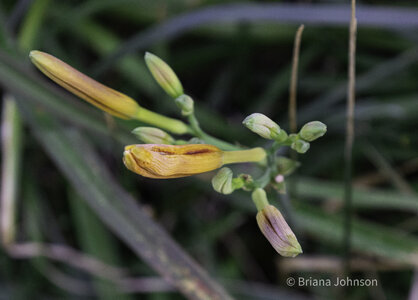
xmin=256 ymin=205 xmax=302 ymax=257
xmin=123 ymin=144 xmax=266 ymax=179
xmin=29 ymin=50 xmax=141 ymax=119
xmin=123 ymin=144 xmax=223 ymax=179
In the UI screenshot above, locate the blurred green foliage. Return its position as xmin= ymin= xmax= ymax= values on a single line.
xmin=0 ymin=0 xmax=417 ymax=299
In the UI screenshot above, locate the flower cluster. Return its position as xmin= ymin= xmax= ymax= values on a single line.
xmin=30 ymin=50 xmax=326 ymax=257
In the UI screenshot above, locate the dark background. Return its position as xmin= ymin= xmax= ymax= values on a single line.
xmin=0 ymin=0 xmax=417 ymax=299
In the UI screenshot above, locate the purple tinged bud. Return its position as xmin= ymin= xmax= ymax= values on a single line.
xmin=256 ymin=205 xmax=302 ymax=257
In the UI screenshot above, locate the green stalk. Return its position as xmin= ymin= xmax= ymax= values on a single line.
xmin=188 ymin=114 xmax=240 ymax=150
xmin=135 ymin=107 xmax=190 ymax=135
xmin=223 ymin=148 xmax=266 ymax=165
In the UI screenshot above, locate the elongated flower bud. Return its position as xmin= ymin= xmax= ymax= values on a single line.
xmin=256 ymin=205 xmax=302 ymax=257
xmin=212 ymin=167 xmax=234 ymax=194
xmin=29 ymin=51 xmax=190 ymax=134
xmin=123 ymin=144 xmax=223 ymax=179
xmin=243 ymin=113 xmax=287 ymax=142
xmin=145 ymin=52 xmax=183 ymax=98
xmin=132 ymin=127 xmax=174 ymax=144
xmin=123 ymin=144 xmax=266 ymax=179
xmin=29 ymin=50 xmax=141 ymax=119
xmin=299 ymin=121 xmax=327 ymax=142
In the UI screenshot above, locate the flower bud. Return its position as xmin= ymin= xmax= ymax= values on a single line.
xmin=256 ymin=205 xmax=302 ymax=257
xmin=188 ymin=137 xmax=205 ymax=144
xmin=288 ymin=133 xmax=299 ymax=143
xmin=29 ymin=50 xmax=141 ymax=119
xmin=123 ymin=144 xmax=266 ymax=179
xmin=123 ymin=144 xmax=223 ymax=179
xmin=243 ymin=113 xmax=282 ymax=140
xmin=299 ymin=121 xmax=327 ymax=142
xmin=175 ymin=95 xmax=194 ymax=116
xmin=291 ymin=139 xmax=310 ymax=154
xmin=132 ymin=127 xmax=174 ymax=144
xmin=145 ymin=52 xmax=183 ymax=98
xmin=212 ymin=167 xmax=234 ymax=194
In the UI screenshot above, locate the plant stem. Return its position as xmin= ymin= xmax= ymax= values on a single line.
xmin=223 ymin=147 xmax=266 ymax=165
xmin=289 ymin=24 xmax=304 ymax=134
xmin=344 ymin=0 xmax=357 ymax=276
xmin=188 ymin=114 xmax=240 ymax=150
xmin=135 ymin=107 xmax=190 ymax=135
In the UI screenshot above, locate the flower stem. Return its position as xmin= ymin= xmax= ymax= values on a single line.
xmin=223 ymin=147 xmax=266 ymax=165
xmin=188 ymin=114 xmax=240 ymax=150
xmin=135 ymin=108 xmax=191 ymax=135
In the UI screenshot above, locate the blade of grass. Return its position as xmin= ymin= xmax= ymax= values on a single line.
xmin=69 ymin=190 xmax=131 ymax=300
xmin=1 ymin=95 xmax=22 ymax=245
xmin=296 ymin=177 xmax=418 ymax=212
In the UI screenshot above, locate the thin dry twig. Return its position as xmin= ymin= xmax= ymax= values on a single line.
xmin=5 ymin=242 xmax=128 ymax=280
xmin=289 ymin=24 xmax=304 ymax=133
xmin=343 ymin=0 xmax=357 ymax=273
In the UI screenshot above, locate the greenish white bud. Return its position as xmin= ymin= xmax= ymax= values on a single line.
xmin=288 ymin=133 xmax=299 ymax=143
xmin=132 ymin=127 xmax=174 ymax=144
xmin=299 ymin=121 xmax=327 ymax=142
xmin=175 ymin=95 xmax=194 ymax=116
xmin=212 ymin=167 xmax=234 ymax=194
xmin=188 ymin=137 xmax=205 ymax=144
xmin=145 ymin=52 xmax=183 ymax=98
xmin=291 ymin=139 xmax=310 ymax=154
xmin=243 ymin=113 xmax=283 ymax=140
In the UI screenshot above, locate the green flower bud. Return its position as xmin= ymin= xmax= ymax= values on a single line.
xmin=299 ymin=121 xmax=327 ymax=142
xmin=212 ymin=167 xmax=234 ymax=194
xmin=175 ymin=95 xmax=194 ymax=116
xmin=145 ymin=52 xmax=183 ymax=98
xmin=256 ymin=205 xmax=302 ymax=257
xmin=276 ymin=157 xmax=300 ymax=176
xmin=132 ymin=127 xmax=174 ymax=144
xmin=291 ymin=139 xmax=310 ymax=154
xmin=243 ymin=113 xmax=282 ymax=140
xmin=188 ymin=137 xmax=205 ymax=144
xmin=288 ymin=133 xmax=299 ymax=143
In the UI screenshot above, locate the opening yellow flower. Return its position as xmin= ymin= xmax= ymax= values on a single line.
xmin=123 ymin=144 xmax=266 ymax=179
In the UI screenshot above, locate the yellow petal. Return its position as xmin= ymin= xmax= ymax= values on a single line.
xmin=29 ymin=50 xmax=141 ymax=119
xmin=123 ymin=144 xmax=223 ymax=179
